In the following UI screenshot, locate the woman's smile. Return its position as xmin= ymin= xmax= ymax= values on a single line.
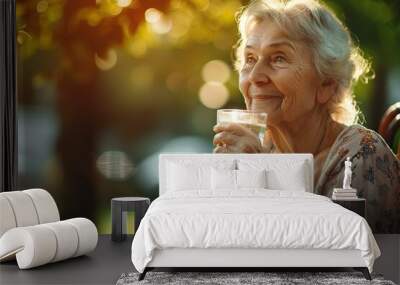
xmin=250 ymin=94 xmax=283 ymax=113
xmin=251 ymin=94 xmax=281 ymax=100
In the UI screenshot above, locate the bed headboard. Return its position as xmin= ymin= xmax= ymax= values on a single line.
xmin=159 ymin=153 xmax=314 ymax=195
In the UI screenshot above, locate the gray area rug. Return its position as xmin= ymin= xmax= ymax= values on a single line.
xmin=116 ymin=271 xmax=396 ymax=285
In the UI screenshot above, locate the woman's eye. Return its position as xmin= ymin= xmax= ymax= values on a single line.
xmin=245 ymin=55 xmax=256 ymax=64
xmin=273 ymin=55 xmax=286 ymax=63
xmin=271 ymin=55 xmax=288 ymax=67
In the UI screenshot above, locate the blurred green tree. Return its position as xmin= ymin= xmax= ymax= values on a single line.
xmin=17 ymin=0 xmax=172 ymax=219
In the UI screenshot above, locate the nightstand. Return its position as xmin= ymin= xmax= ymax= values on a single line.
xmin=111 ymin=197 xmax=150 ymax=242
xmin=332 ymin=198 xmax=366 ymax=218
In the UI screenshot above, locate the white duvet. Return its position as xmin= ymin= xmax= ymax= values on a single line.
xmin=131 ymin=190 xmax=380 ymax=273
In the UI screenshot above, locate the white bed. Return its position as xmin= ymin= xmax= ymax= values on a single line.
xmin=131 ymin=154 xmax=380 ymax=280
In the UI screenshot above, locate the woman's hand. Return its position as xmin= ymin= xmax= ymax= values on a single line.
xmin=213 ymin=123 xmax=264 ymax=153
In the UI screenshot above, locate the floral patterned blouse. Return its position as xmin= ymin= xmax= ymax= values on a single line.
xmin=315 ymin=124 xmax=400 ymax=233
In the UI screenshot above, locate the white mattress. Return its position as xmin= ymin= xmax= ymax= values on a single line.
xmin=131 ymin=190 xmax=380 ymax=273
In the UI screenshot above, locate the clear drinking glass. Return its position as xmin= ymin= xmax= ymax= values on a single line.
xmin=217 ymin=109 xmax=268 ymax=144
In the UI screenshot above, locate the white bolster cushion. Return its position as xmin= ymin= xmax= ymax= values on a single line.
xmin=0 ymin=191 xmax=39 ymax=228
xmin=0 ymin=226 xmax=57 ymax=269
xmin=23 ymin=189 xmax=60 ymax=224
xmin=64 ymin=218 xmax=98 ymax=257
xmin=42 ymin=221 xmax=79 ymax=262
xmin=0 ymin=218 xmax=98 ymax=269
xmin=0 ymin=195 xmax=17 ymax=237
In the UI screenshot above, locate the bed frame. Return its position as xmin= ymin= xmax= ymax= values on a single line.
xmin=138 ymin=154 xmax=372 ymax=281
xmin=140 ymin=248 xmax=371 ymax=280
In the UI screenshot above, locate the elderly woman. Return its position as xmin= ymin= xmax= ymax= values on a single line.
xmin=213 ymin=0 xmax=400 ymax=233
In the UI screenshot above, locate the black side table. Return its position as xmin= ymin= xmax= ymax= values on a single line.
xmin=332 ymin=198 xmax=366 ymax=218
xmin=111 ymin=197 xmax=150 ymax=242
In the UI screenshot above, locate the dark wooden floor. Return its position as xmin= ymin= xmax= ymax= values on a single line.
xmin=0 ymin=235 xmax=399 ymax=285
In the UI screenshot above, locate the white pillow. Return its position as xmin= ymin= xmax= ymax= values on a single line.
xmin=167 ymin=163 xmax=210 ymax=191
xmin=236 ymin=169 xmax=267 ymax=189
xmin=166 ymin=159 xmax=236 ymax=192
xmin=266 ymin=164 xmax=307 ymax=191
xmin=211 ymin=168 xmax=236 ymax=190
xmin=211 ymin=169 xmax=268 ymax=190
xmin=237 ymin=160 xmax=308 ymax=191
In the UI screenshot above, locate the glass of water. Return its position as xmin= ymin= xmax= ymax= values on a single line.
xmin=217 ymin=109 xmax=268 ymax=144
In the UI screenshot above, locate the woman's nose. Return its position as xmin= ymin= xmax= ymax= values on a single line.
xmin=248 ymin=61 xmax=270 ymax=85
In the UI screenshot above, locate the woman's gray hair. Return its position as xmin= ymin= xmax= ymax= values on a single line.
xmin=234 ymin=0 xmax=372 ymax=125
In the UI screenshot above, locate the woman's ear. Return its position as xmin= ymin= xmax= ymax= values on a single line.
xmin=317 ymin=78 xmax=337 ymax=104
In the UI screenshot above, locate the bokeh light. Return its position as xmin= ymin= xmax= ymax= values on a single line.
xmin=151 ymin=16 xmax=173 ymax=34
xmin=116 ymin=0 xmax=132 ymax=8
xmin=169 ymin=12 xmax=192 ymax=39
xmin=145 ymin=8 xmax=162 ymax=23
xmin=199 ymin=82 xmax=229 ymax=109
xmin=95 ymin=49 xmax=118 ymax=71
xmin=36 ymin=0 xmax=48 ymax=13
xmin=96 ymin=151 xmax=135 ymax=180
xmin=17 ymin=30 xmax=32 ymax=45
xmin=145 ymin=8 xmax=172 ymax=34
xmin=87 ymin=11 xmax=101 ymax=27
xmin=202 ymin=60 xmax=231 ymax=83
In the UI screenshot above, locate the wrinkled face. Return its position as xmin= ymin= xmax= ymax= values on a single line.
xmin=239 ymin=19 xmax=322 ymax=125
